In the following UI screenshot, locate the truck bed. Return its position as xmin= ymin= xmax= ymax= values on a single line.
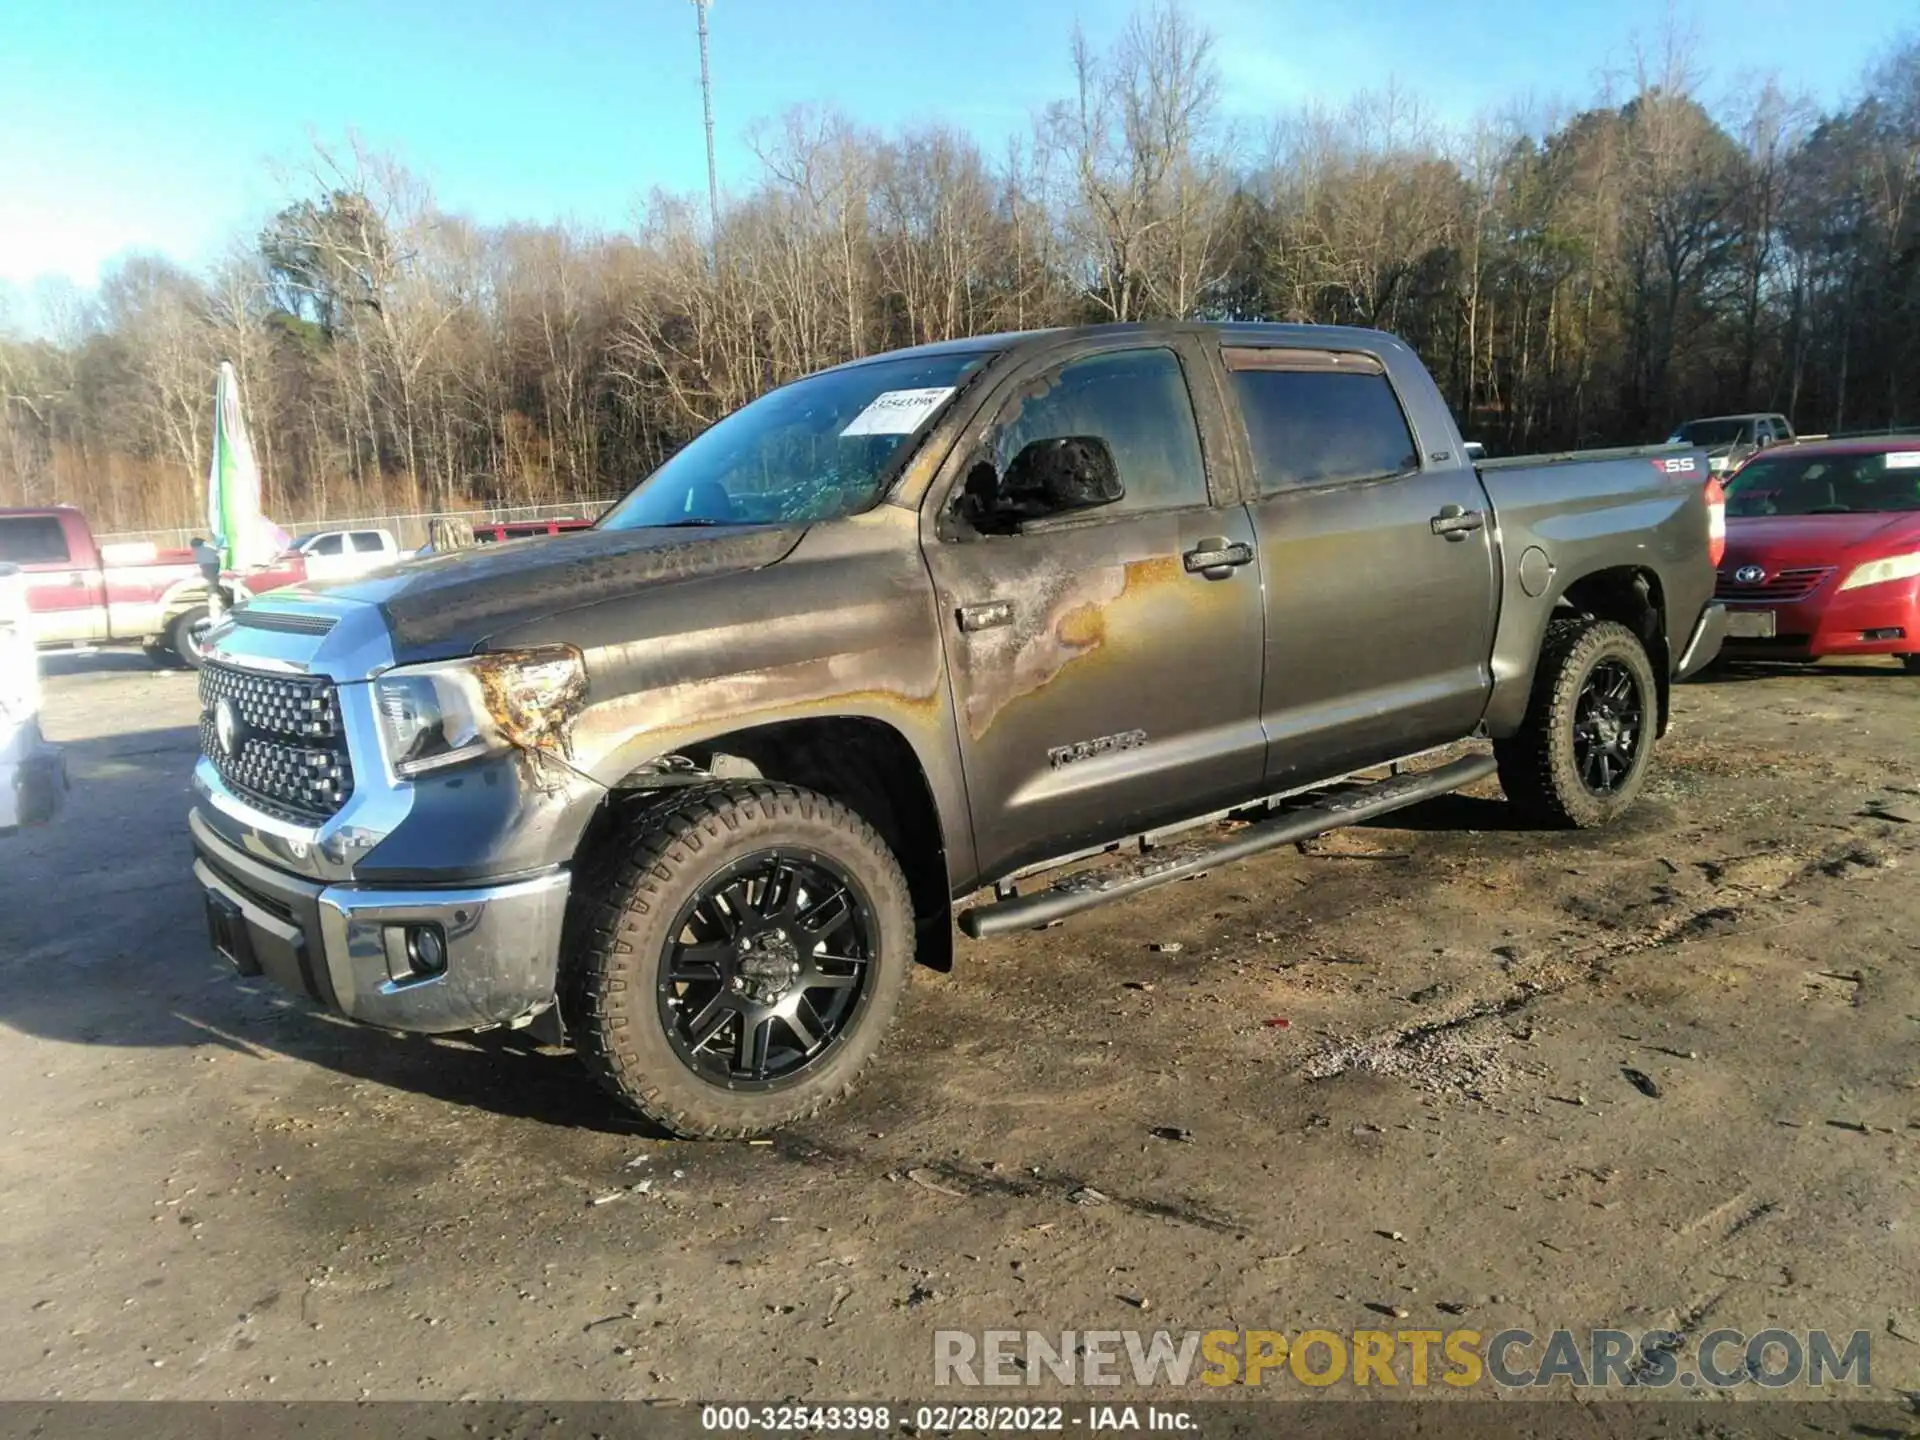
xmin=1476 ymin=442 xmax=1696 ymax=472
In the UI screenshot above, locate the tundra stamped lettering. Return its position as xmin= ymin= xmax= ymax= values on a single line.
xmin=1047 ymin=728 xmax=1148 ymax=769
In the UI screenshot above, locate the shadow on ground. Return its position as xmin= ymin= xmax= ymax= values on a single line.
xmin=1685 ymin=656 xmax=1907 ymax=684
xmin=1362 ymin=791 xmax=1538 ymax=833
xmin=37 ymin=647 xmax=183 ymax=678
xmin=4 ymin=694 xmax=1576 ymax=1135
xmin=0 ymin=726 xmax=649 ymax=1136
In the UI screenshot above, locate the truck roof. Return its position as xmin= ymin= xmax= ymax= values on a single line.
xmin=0 ymin=505 xmax=83 ymax=519
xmin=820 ymin=320 xmax=1407 ymax=372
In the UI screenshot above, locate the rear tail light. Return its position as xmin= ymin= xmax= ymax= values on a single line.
xmin=1704 ymin=476 xmax=1727 ymax=568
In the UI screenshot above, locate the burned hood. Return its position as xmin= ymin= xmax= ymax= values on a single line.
xmin=311 ymin=524 xmax=809 ymax=659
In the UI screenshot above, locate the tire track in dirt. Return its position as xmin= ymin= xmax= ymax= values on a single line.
xmin=1297 ymin=831 xmax=1905 ymax=1093
xmin=765 ymin=1135 xmax=1245 ymax=1234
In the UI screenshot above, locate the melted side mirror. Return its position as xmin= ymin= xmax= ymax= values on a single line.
xmin=1001 ymin=436 xmax=1125 ymax=519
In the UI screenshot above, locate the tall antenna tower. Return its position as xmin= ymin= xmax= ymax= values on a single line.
xmin=691 ymin=0 xmax=720 ymax=258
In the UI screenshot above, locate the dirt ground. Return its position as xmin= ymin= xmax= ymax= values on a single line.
xmin=1 ymin=650 xmax=1915 ymax=1406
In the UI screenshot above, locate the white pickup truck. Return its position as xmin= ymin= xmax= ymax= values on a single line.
xmin=287 ymin=528 xmax=402 ymax=583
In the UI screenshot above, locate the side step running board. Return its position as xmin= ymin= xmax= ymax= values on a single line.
xmin=958 ymin=753 xmax=1498 ymax=938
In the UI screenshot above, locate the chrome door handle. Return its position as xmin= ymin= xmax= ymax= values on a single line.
xmin=1431 ymin=506 xmax=1486 ymax=540
xmin=957 ymin=600 xmax=1014 ymax=632
xmin=1183 ymin=539 xmax=1254 ymax=579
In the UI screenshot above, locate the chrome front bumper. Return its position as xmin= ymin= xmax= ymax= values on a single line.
xmin=191 ymin=808 xmax=569 ymax=1033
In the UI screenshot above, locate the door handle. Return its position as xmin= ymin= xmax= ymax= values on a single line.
xmin=1183 ymin=538 xmax=1254 ymax=579
xmin=1431 ymin=505 xmax=1486 ymax=540
xmin=957 ymin=599 xmax=1014 ymax=633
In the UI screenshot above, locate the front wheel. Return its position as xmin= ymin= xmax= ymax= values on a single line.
xmin=166 ymin=605 xmax=212 ymax=669
xmin=1496 ymin=617 xmax=1659 ymax=829
xmin=561 ymin=782 xmax=914 ymax=1138
xmin=1901 ymin=655 xmax=1920 ymax=675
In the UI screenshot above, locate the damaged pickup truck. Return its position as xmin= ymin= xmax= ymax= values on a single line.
xmin=189 ymin=323 xmax=1728 ymax=1136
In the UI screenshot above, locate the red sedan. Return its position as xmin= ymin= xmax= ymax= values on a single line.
xmin=1717 ymin=436 xmax=1920 ymax=671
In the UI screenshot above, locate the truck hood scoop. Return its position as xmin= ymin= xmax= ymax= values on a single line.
xmin=337 ymin=524 xmax=809 ymax=654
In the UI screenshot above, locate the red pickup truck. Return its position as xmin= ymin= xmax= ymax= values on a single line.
xmin=0 ymin=506 xmax=275 ymax=667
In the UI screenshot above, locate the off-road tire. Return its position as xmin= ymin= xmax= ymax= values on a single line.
xmin=1496 ymin=617 xmax=1658 ymax=829
xmin=561 ymin=782 xmax=914 ymax=1138
xmin=167 ymin=605 xmax=210 ymax=669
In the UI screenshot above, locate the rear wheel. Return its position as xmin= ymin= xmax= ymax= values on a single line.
xmin=561 ymin=782 xmax=913 ymax=1138
xmin=166 ymin=605 xmax=211 ymax=669
xmin=1496 ymin=617 xmax=1658 ymax=829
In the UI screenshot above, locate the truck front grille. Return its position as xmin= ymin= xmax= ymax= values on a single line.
xmin=199 ymin=661 xmax=354 ymax=821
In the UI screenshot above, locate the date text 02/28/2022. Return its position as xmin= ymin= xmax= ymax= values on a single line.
xmin=699 ymin=1404 xmax=1195 ymax=1432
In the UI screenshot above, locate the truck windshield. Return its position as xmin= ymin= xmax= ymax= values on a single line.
xmin=1673 ymin=419 xmax=1751 ymax=447
xmin=600 ymin=351 xmax=993 ymax=530
xmin=1725 ymin=452 xmax=1920 ymax=516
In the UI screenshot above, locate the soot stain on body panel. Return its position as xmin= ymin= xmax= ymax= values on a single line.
xmin=956 ymin=560 xmax=1128 ymax=740
xmin=953 ymin=552 xmax=1188 ymax=741
xmin=570 ymin=650 xmax=947 ymax=787
xmin=378 ymin=526 xmax=808 ymax=653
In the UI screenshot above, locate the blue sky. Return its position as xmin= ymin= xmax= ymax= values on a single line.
xmin=0 ymin=0 xmax=1910 ymax=300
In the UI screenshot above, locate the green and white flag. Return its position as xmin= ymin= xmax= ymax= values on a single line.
xmin=206 ymin=361 xmax=282 ymax=573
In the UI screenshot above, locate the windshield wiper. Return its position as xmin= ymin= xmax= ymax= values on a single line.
xmin=650 ymin=517 xmax=733 ymax=528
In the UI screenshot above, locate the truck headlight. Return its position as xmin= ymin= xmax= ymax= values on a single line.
xmin=374 ymin=646 xmax=587 ymax=777
xmin=1837 ymin=552 xmax=1920 ymax=592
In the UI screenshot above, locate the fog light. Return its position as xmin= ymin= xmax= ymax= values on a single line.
xmin=406 ymin=924 xmax=447 ymax=976
xmin=1863 ymin=627 xmax=1906 ymax=641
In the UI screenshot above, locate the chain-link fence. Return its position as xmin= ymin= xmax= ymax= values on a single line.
xmin=97 ymin=500 xmax=616 ymax=553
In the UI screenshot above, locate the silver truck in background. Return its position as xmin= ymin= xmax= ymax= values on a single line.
xmin=1666 ymin=413 xmax=1795 ymax=475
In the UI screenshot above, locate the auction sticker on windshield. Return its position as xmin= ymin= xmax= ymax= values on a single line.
xmin=841 ymin=387 xmax=956 ymax=436
xmin=1883 ymin=451 xmax=1920 ymax=470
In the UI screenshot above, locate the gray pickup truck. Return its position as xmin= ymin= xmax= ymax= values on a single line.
xmin=189 ymin=323 xmax=1728 ymax=1136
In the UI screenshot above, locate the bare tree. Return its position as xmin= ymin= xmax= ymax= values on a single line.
xmin=1049 ymin=4 xmax=1230 ymax=321
xmin=6 ymin=5 xmax=1920 ymax=534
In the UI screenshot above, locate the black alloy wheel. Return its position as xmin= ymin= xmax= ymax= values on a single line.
xmin=1571 ymin=658 xmax=1645 ymax=796
xmin=1494 ymin=616 xmax=1659 ymax=828
xmin=657 ymin=849 xmax=879 ymax=1090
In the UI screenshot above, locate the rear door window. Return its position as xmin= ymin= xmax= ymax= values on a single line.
xmin=1225 ymin=355 xmax=1421 ymax=495
xmin=347 ymin=531 xmax=388 ymax=553
xmin=0 ymin=515 xmax=73 ymax=565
